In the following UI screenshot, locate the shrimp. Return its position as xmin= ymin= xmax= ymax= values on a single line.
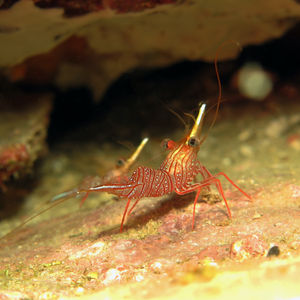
xmin=0 ymin=138 xmax=148 ymax=241
xmin=80 ymin=104 xmax=251 ymax=232
xmin=76 ymin=41 xmax=251 ymax=232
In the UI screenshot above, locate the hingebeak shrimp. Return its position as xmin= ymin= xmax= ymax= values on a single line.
xmin=73 ymin=41 xmax=251 ymax=232
xmin=79 ymin=104 xmax=251 ymax=232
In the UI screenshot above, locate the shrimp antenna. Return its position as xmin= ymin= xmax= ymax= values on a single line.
xmin=185 ymin=100 xmax=218 ymax=126
xmin=183 ymin=112 xmax=196 ymax=123
xmin=165 ymin=105 xmax=189 ymax=132
xmin=200 ymin=40 xmax=242 ymax=145
xmin=0 ymin=195 xmax=73 ymax=242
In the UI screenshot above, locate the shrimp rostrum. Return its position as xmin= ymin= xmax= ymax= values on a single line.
xmin=80 ymin=104 xmax=251 ymax=232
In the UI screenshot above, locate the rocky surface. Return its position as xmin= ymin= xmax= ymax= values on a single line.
xmin=0 ymin=91 xmax=299 ymax=298
xmin=0 ymin=93 xmax=52 ymax=189
xmin=0 ymin=1 xmax=300 ymax=298
xmin=1 ymin=0 xmax=300 ymax=98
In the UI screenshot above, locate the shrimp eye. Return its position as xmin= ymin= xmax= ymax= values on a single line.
xmin=187 ymin=137 xmax=200 ymax=147
xmin=116 ymin=158 xmax=125 ymax=168
xmin=161 ymin=139 xmax=176 ymax=150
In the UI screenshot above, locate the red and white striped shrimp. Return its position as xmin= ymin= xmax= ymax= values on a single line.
xmin=81 ymin=104 xmax=251 ymax=232
xmin=77 ymin=42 xmax=251 ymax=232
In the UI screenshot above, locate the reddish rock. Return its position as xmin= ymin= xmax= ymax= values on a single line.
xmin=1 ymin=94 xmax=300 ymax=298
xmin=0 ymin=93 xmax=52 ymax=188
xmin=230 ymin=234 xmax=268 ymax=261
xmin=194 ymin=245 xmax=231 ymax=261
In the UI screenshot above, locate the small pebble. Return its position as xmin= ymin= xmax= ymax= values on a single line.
xmin=252 ymin=212 xmax=262 ymax=219
xmin=290 ymin=184 xmax=300 ymax=198
xmin=289 ymin=241 xmax=300 ymax=250
xmin=240 ymin=144 xmax=253 ymax=157
xmin=135 ymin=273 xmax=145 ymax=282
xmin=150 ymin=261 xmax=163 ymax=273
xmin=103 ymin=268 xmax=121 ymax=285
xmin=75 ymin=287 xmax=85 ymax=295
xmin=231 ymin=235 xmax=268 ymax=261
xmin=267 ymin=245 xmax=280 ymax=257
xmin=86 ymin=271 xmax=99 ymax=280
xmin=39 ymin=292 xmax=55 ymax=299
xmin=238 ymin=129 xmax=253 ymax=142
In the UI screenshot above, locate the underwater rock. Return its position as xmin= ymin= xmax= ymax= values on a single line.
xmin=230 ymin=234 xmax=268 ymax=261
xmin=0 ymin=93 xmax=52 ymax=187
xmin=1 ymin=98 xmax=300 ymax=297
xmin=1 ymin=0 xmax=300 ymax=98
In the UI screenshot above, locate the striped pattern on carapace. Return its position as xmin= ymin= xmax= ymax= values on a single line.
xmin=160 ymin=143 xmax=199 ymax=191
